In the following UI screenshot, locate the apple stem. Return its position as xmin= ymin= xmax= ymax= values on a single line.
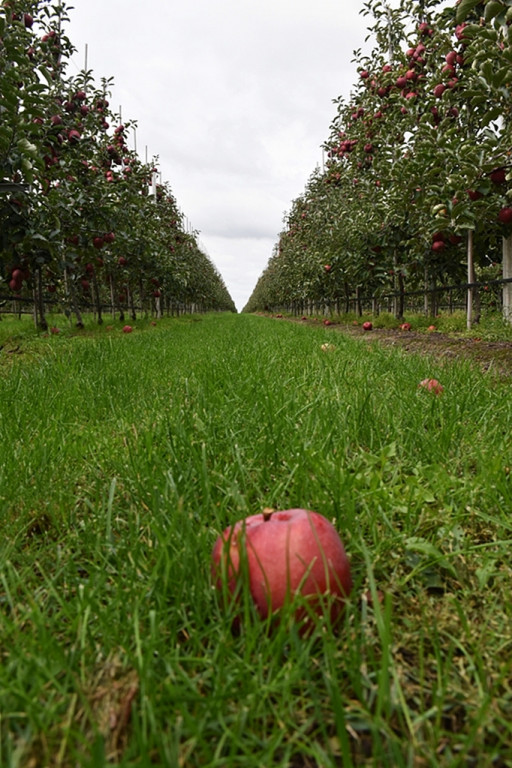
xmin=262 ymin=508 xmax=274 ymax=522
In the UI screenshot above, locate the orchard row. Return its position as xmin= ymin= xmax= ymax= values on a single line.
xmin=245 ymin=0 xmax=512 ymax=324
xmin=0 ymin=0 xmax=236 ymax=328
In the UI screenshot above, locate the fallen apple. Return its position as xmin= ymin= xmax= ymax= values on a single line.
xmin=400 ymin=322 xmax=411 ymax=331
xmin=122 ymin=325 xmax=133 ymax=333
xmin=211 ymin=508 xmax=352 ymax=631
xmin=419 ymin=378 xmax=444 ymax=395
xmin=321 ymin=343 xmax=336 ymax=352
xmin=362 ymin=321 xmax=373 ymax=331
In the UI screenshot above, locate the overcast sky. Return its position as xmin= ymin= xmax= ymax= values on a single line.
xmin=64 ymin=1 xmax=372 ymax=310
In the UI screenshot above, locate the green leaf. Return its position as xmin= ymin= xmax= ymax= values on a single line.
xmin=456 ymin=0 xmax=483 ymax=22
xmin=17 ymin=138 xmax=38 ymax=156
xmin=404 ymin=537 xmax=457 ymax=578
xmin=485 ymin=0 xmax=505 ymax=22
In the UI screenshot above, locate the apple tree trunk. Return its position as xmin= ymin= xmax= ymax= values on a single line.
xmin=92 ymin=270 xmax=103 ymax=325
xmin=396 ymin=272 xmax=405 ymax=320
xmin=467 ymin=230 xmax=474 ymax=330
xmin=35 ymin=266 xmax=48 ymax=330
xmin=503 ymin=234 xmax=512 ymax=325
xmin=64 ymin=268 xmax=84 ymax=328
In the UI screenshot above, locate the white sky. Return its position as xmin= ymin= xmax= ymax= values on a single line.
xmin=64 ymin=1 xmax=372 ymax=310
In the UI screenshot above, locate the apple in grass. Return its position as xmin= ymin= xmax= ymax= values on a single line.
xmin=419 ymin=378 xmax=444 ymax=395
xmin=212 ymin=508 xmax=352 ymax=632
xmin=362 ymin=321 xmax=373 ymax=331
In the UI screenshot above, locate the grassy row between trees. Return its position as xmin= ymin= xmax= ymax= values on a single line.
xmin=1 ymin=312 xmax=511 ymax=766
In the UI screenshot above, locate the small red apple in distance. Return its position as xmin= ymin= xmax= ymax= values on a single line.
xmin=362 ymin=321 xmax=373 ymax=331
xmin=400 ymin=322 xmax=411 ymax=331
xmin=122 ymin=325 xmax=133 ymax=333
xmin=419 ymin=378 xmax=444 ymax=395
xmin=498 ymin=207 xmax=512 ymax=225
xmin=324 ymin=264 xmax=332 ymax=272
xmin=212 ymin=508 xmax=352 ymax=632
xmin=428 ymin=325 xmax=436 ymax=331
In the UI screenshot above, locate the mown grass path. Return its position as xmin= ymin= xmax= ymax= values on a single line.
xmin=1 ymin=313 xmax=511 ymax=766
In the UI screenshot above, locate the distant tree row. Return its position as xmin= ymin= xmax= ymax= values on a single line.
xmin=244 ymin=0 xmax=512 ymax=325
xmin=1 ymin=0 xmax=236 ymax=328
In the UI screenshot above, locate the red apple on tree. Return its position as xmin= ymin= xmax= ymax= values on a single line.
xmin=498 ymin=207 xmax=512 ymax=225
xmin=211 ymin=508 xmax=352 ymax=631
xmin=490 ymin=168 xmax=507 ymax=185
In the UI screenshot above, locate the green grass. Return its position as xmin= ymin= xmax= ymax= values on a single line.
xmin=281 ymin=308 xmax=512 ymax=341
xmin=1 ymin=312 xmax=511 ymax=767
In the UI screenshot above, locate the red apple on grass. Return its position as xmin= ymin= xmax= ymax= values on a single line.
xmin=419 ymin=378 xmax=444 ymax=395
xmin=400 ymin=322 xmax=411 ymax=331
xmin=122 ymin=325 xmax=133 ymax=333
xmin=212 ymin=508 xmax=352 ymax=632
xmin=362 ymin=321 xmax=373 ymax=331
